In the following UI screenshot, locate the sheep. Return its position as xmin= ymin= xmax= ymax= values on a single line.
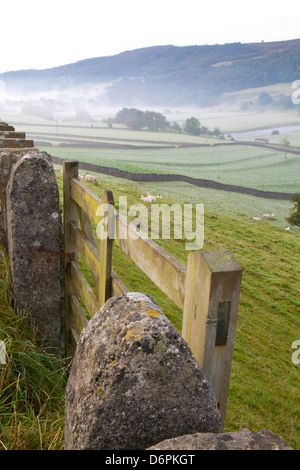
xmin=253 ymin=217 xmax=262 ymax=221
xmin=285 ymin=227 xmax=291 ymax=231
xmin=263 ymin=213 xmax=275 ymax=219
xmin=86 ymin=174 xmax=97 ymax=184
xmin=141 ymin=193 xmax=156 ymax=203
xmin=146 ymin=192 xmax=156 ymax=202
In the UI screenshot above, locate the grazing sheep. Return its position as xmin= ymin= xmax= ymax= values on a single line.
xmin=146 ymin=192 xmax=156 ymax=202
xmin=285 ymin=227 xmax=291 ymax=231
xmin=141 ymin=193 xmax=156 ymax=203
xmin=86 ymin=174 xmax=97 ymax=184
xmin=253 ymin=217 xmax=262 ymax=221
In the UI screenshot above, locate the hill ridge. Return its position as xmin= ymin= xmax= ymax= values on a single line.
xmin=3 ymin=38 xmax=300 ymax=106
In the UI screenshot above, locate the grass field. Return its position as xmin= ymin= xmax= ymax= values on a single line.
xmin=43 ymin=142 xmax=300 ymax=236
xmin=42 ymin=144 xmax=300 ymax=193
xmin=56 ymin=171 xmax=300 ymax=450
xmin=0 ymin=111 xmax=299 ymax=449
xmin=1 ymin=160 xmax=299 ymax=450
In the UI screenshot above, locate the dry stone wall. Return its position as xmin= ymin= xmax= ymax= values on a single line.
xmin=0 ymin=122 xmax=34 ymax=247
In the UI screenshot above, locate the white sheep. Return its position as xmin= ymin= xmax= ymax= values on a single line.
xmin=285 ymin=227 xmax=291 ymax=231
xmin=253 ymin=217 xmax=262 ymax=221
xmin=141 ymin=193 xmax=156 ymax=203
xmin=86 ymin=174 xmax=97 ymax=184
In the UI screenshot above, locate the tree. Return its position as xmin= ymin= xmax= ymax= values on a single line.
xmin=184 ymin=117 xmax=201 ymax=136
xmin=169 ymin=122 xmax=182 ymax=133
xmin=143 ymin=111 xmax=169 ymax=131
xmin=286 ymin=193 xmax=300 ymax=227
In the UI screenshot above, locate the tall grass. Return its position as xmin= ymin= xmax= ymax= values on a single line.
xmin=0 ymin=249 xmax=68 ymax=450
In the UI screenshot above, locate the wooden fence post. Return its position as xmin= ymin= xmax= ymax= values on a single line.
xmin=97 ymin=190 xmax=115 ymax=307
xmin=63 ymin=160 xmax=79 ymax=357
xmin=182 ymin=250 xmax=242 ymax=430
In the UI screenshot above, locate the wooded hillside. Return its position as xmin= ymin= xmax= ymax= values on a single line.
xmin=3 ymin=39 xmax=300 ymax=106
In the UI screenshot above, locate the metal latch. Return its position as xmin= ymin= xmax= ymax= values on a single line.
xmin=215 ymin=301 xmax=230 ymax=346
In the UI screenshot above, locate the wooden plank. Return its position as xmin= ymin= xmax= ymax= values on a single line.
xmin=77 ymin=206 xmax=99 ymax=286
xmin=63 ymin=161 xmax=79 ymax=357
xmin=182 ymin=250 xmax=242 ymax=430
xmin=111 ymin=269 xmax=129 ymax=297
xmin=70 ymin=178 xmax=102 ymax=224
xmin=70 ymin=294 xmax=89 ymax=332
xmin=70 ymin=260 xmax=100 ymax=318
xmin=78 ymin=206 xmax=96 ymax=247
xmin=70 ymin=222 xmax=100 ymax=286
xmin=115 ymin=213 xmax=187 ymax=310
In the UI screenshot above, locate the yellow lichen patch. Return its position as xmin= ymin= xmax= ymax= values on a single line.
xmin=147 ymin=309 xmax=160 ymax=317
xmin=97 ymin=387 xmax=103 ymax=396
xmin=126 ymin=324 xmax=144 ymax=342
xmin=110 ymin=360 xmax=116 ymax=366
xmin=126 ymin=328 xmax=136 ymax=341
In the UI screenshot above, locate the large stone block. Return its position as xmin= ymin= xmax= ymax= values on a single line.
xmin=0 ymin=123 xmax=15 ymax=131
xmin=6 ymin=151 xmax=64 ymax=352
xmin=147 ymin=428 xmax=293 ymax=450
xmin=64 ymin=293 xmax=222 ymax=450
xmin=0 ymin=138 xmax=34 ymax=148
xmin=0 ymin=132 xmax=26 ymax=139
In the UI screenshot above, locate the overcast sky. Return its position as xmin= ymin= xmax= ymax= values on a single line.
xmin=1 ymin=0 xmax=299 ymax=74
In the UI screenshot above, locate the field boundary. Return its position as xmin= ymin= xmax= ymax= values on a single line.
xmin=52 ymin=155 xmax=294 ymax=200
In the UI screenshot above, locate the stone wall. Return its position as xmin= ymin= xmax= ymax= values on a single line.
xmin=0 ymin=122 xmax=34 ymax=247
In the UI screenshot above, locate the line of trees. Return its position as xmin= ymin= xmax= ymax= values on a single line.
xmin=104 ymin=108 xmax=224 ymax=138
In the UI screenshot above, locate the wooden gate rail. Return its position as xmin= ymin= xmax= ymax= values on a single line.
xmin=63 ymin=160 xmax=242 ymax=429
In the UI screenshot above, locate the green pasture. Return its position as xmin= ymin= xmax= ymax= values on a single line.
xmin=40 ymin=144 xmax=300 ymax=193
xmin=0 ymin=166 xmax=299 ymax=449
xmin=58 ymin=172 xmax=300 ymax=450
xmin=1 ymin=97 xmax=299 ymax=450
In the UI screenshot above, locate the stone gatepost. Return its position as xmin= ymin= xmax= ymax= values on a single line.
xmin=5 ymin=151 xmax=64 ymax=353
xmin=64 ymin=293 xmax=222 ymax=450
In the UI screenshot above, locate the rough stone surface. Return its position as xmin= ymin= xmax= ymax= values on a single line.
xmin=6 ymin=151 xmax=64 ymax=352
xmin=0 ymin=151 xmax=20 ymax=246
xmin=0 ymin=138 xmax=34 ymax=149
xmin=147 ymin=428 xmax=293 ymax=450
xmin=0 ymin=123 xmax=15 ymax=131
xmin=64 ymin=293 xmax=222 ymax=450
